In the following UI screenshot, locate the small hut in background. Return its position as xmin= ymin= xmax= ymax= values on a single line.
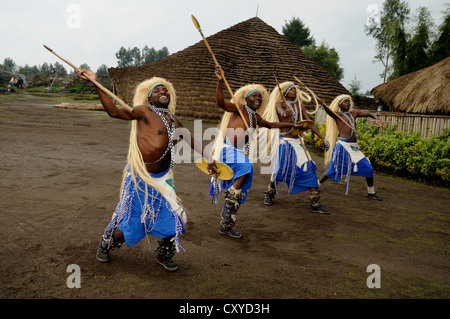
xmin=108 ymin=17 xmax=350 ymax=121
xmin=371 ymin=57 xmax=450 ymax=138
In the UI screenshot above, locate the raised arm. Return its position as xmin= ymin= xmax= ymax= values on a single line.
xmin=77 ymin=69 xmax=137 ymax=120
xmin=215 ymin=65 xmax=240 ymax=112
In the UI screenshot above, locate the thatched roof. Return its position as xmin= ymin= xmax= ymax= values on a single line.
xmin=371 ymin=57 xmax=450 ymax=115
xmin=108 ymin=17 xmax=350 ymax=119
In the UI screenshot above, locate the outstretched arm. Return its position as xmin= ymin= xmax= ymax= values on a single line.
xmin=77 ymin=69 xmax=137 ymax=120
xmin=173 ymin=118 xmax=217 ymax=174
xmin=257 ymin=114 xmax=303 ymax=130
xmin=318 ymin=98 xmax=339 ymax=120
xmin=353 ymin=110 xmax=377 ymax=120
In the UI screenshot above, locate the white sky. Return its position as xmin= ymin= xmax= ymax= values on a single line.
xmin=1 ymin=0 xmax=447 ymax=93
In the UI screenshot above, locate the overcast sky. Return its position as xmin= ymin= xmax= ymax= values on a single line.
xmin=1 ymin=0 xmax=448 ymax=93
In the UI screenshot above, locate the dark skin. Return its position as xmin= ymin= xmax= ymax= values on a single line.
xmin=317 ymin=98 xmax=377 ymax=187
xmin=268 ymin=86 xmax=327 ymax=192
xmin=215 ymin=65 xmax=304 ymax=189
xmin=77 ymin=69 xmax=217 ymax=241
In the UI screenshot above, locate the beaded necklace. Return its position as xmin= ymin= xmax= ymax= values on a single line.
xmin=243 ymin=105 xmax=258 ymax=156
xmin=280 ymin=101 xmax=298 ymax=136
xmin=145 ymin=106 xmax=176 ymax=168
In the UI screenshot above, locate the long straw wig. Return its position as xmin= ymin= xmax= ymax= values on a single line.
xmin=122 ymin=77 xmax=178 ymax=201
xmin=324 ymin=94 xmax=354 ymax=166
xmin=211 ymin=84 xmax=268 ymax=163
xmin=259 ymin=82 xmax=312 ymax=162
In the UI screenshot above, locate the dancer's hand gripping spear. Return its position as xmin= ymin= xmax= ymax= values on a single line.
xmin=43 ymin=45 xmax=133 ymax=111
xmin=191 ymin=15 xmax=249 ymax=130
xmin=293 ymin=75 xmax=362 ymax=137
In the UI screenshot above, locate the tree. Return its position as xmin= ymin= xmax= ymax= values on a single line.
xmin=115 ymin=46 xmax=133 ymax=67
xmin=302 ymin=41 xmax=344 ymax=81
xmin=96 ymin=64 xmax=109 ymax=76
xmin=365 ymin=0 xmax=410 ymax=82
xmin=282 ymin=16 xmax=313 ymax=48
xmin=53 ymin=61 xmax=67 ymax=75
xmin=389 ymin=26 xmax=409 ymax=79
xmin=2 ymin=57 xmax=17 ymax=73
xmin=429 ymin=5 xmax=450 ymax=64
xmin=156 ymin=47 xmax=169 ymax=61
xmin=79 ymin=63 xmax=91 ymax=71
xmin=116 ymin=46 xmax=170 ymax=67
xmin=40 ymin=62 xmax=51 ymax=75
xmin=142 ymin=45 xmax=157 ymax=64
xmin=348 ymin=74 xmax=363 ymax=96
xmin=128 ymin=47 xmax=142 ymax=66
xmin=282 ymin=18 xmax=343 ymax=81
xmin=405 ymin=7 xmax=435 ymax=74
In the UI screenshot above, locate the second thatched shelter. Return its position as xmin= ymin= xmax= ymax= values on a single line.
xmin=371 ymin=57 xmax=450 ymax=115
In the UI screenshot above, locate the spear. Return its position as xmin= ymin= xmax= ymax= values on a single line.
xmin=191 ymin=15 xmax=249 ymax=130
xmin=293 ymin=75 xmax=362 ymax=136
xmin=273 ymin=73 xmax=315 ymax=173
xmin=43 ymin=45 xmax=132 ymax=111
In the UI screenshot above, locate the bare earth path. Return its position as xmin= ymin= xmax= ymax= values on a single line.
xmin=1 ymin=94 xmax=449 ymax=305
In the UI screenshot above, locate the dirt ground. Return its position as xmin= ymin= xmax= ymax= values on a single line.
xmin=1 ymin=94 xmax=449 ymax=302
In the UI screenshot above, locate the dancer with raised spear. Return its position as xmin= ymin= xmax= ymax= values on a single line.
xmin=44 ymin=45 xmax=219 ymax=272
xmin=191 ymin=15 xmax=306 ymax=237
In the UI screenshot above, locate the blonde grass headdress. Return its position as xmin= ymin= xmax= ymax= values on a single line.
xmin=258 ymin=82 xmax=312 ymax=162
xmin=324 ymin=94 xmax=354 ymax=166
xmin=211 ymin=84 xmax=268 ymax=163
xmin=122 ymin=77 xmax=179 ymax=203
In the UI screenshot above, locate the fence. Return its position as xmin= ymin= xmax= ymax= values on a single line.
xmin=314 ymin=109 xmax=449 ymax=139
xmin=377 ymin=112 xmax=449 ymax=138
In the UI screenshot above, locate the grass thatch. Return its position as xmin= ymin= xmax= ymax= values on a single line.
xmin=371 ymin=57 xmax=450 ymax=115
xmin=108 ymin=17 xmax=350 ymax=120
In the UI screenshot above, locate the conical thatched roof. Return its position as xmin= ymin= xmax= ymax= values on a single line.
xmin=371 ymin=57 xmax=450 ymax=115
xmin=108 ymin=17 xmax=350 ymax=119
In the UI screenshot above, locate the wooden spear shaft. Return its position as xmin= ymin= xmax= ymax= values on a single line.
xmin=273 ymin=73 xmax=315 ymax=173
xmin=191 ymin=15 xmax=249 ymax=130
xmin=293 ymin=75 xmax=362 ymax=136
xmin=43 ymin=45 xmax=133 ymax=111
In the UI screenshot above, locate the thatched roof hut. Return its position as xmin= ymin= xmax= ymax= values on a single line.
xmin=108 ymin=17 xmax=350 ymax=119
xmin=371 ymin=57 xmax=450 ymax=115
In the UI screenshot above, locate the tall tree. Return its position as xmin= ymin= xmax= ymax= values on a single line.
xmin=390 ymin=26 xmax=408 ymax=80
xmin=365 ymin=0 xmax=410 ymax=82
xmin=406 ymin=7 xmax=434 ymax=73
xmin=2 ymin=57 xmax=16 ymax=73
xmin=116 ymin=46 xmax=170 ymax=67
xmin=282 ymin=16 xmax=314 ymax=48
xmin=429 ymin=5 xmax=450 ymax=64
xmin=302 ymin=41 xmax=344 ymax=81
xmin=282 ymin=17 xmax=343 ymax=81
xmin=96 ymin=64 xmax=109 ymax=76
xmin=53 ymin=61 xmax=67 ymax=75
xmin=115 ymin=46 xmax=133 ymax=67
